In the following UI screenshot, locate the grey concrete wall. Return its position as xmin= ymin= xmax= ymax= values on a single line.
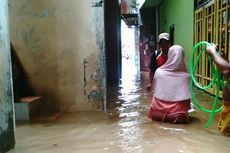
xmin=0 ymin=0 xmax=15 ymax=152
xmin=8 ymin=0 xmax=106 ymax=112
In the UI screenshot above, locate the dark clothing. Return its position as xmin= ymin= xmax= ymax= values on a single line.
xmin=147 ymin=50 xmax=167 ymax=90
xmin=149 ymin=50 xmax=161 ymax=72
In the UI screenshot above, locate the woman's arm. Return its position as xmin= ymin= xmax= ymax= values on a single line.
xmin=206 ymin=46 xmax=230 ymax=77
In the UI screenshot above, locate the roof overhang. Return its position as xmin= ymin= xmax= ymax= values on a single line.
xmin=139 ymin=0 xmax=162 ymax=26
xmin=121 ymin=13 xmax=139 ymax=27
xmin=140 ymin=0 xmax=162 ymax=9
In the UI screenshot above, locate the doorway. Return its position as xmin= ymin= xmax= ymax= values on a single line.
xmin=121 ymin=20 xmax=140 ymax=81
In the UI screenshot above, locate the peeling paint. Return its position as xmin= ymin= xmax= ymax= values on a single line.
xmin=92 ymin=0 xmax=103 ymax=7
xmin=0 ymin=116 xmax=15 ymax=153
xmin=88 ymin=91 xmax=103 ymax=101
xmin=8 ymin=0 xmax=50 ymax=19
xmin=30 ymin=10 xmax=48 ymax=18
xmin=91 ymin=69 xmax=99 ymax=81
xmin=83 ymin=59 xmax=89 ymax=96
xmin=89 ymin=4 xmax=106 ymax=110
xmin=20 ymin=28 xmax=43 ymax=52
xmin=0 ymin=33 xmax=4 ymax=48
xmin=88 ymin=86 xmax=103 ymax=101
xmin=0 ymin=103 xmax=11 ymax=131
xmin=0 ymin=0 xmax=16 ymax=152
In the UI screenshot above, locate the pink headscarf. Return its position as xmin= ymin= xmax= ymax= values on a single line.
xmin=153 ymin=45 xmax=191 ymax=101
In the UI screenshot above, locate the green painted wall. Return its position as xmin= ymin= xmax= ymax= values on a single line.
xmin=160 ymin=0 xmax=194 ymax=68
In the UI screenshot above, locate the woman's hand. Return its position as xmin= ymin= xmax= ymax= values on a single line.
xmin=146 ymin=83 xmax=151 ymax=91
xmin=206 ymin=44 xmax=218 ymax=56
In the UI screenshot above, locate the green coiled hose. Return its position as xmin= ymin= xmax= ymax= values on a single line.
xmin=190 ymin=41 xmax=222 ymax=128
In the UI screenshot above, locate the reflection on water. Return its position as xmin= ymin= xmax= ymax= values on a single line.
xmin=112 ymin=45 xmax=149 ymax=152
xmin=109 ymin=51 xmax=230 ymax=153
xmin=9 ymin=64 xmax=230 ymax=153
xmin=9 ymin=46 xmax=230 ymax=153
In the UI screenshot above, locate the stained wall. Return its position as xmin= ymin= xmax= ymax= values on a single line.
xmin=8 ymin=0 xmax=106 ymax=112
xmin=0 ymin=0 xmax=15 ymax=152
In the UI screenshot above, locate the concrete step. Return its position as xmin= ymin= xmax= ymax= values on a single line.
xmin=14 ymin=96 xmax=42 ymax=121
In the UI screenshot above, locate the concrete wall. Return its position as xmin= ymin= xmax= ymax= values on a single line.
xmin=8 ymin=0 xmax=105 ymax=112
xmin=159 ymin=0 xmax=194 ymax=68
xmin=0 ymin=0 xmax=15 ymax=152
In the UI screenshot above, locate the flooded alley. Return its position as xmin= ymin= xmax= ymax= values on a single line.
xmin=2 ymin=1 xmax=230 ymax=153
xmin=8 ymin=45 xmax=230 ymax=153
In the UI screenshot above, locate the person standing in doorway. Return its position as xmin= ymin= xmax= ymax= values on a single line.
xmin=146 ymin=33 xmax=171 ymax=90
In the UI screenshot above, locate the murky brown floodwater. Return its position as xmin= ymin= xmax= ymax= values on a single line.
xmin=8 ymin=57 xmax=230 ymax=153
